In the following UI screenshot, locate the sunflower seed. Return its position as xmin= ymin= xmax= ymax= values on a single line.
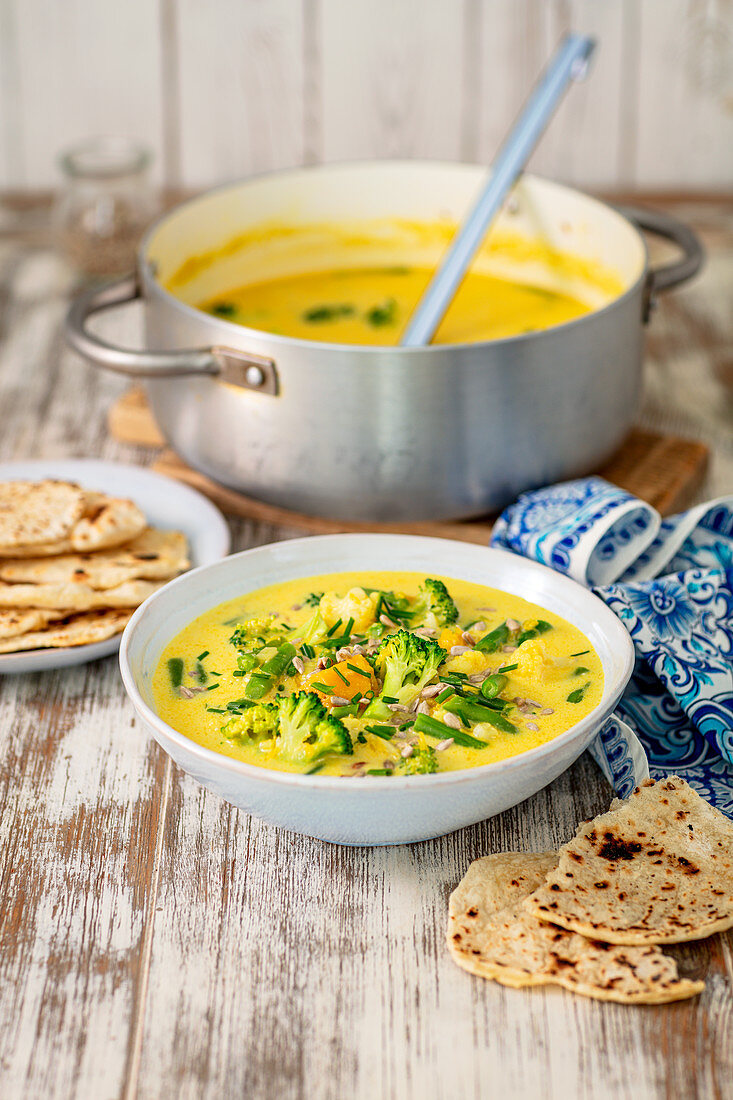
xmin=417 ymin=700 xmax=430 ymax=715
xmin=421 ymin=683 xmax=443 ymax=698
xmin=400 ymin=744 xmax=414 ymax=758
xmin=330 ymin=695 xmax=350 ymax=707
xmin=526 ymin=721 xmax=539 ymax=731
xmin=461 ymin=632 xmax=476 ymax=646
xmin=442 ymin=712 xmax=461 ymax=730
xmin=450 ymin=645 xmax=472 ymax=656
xmin=435 ymin=738 xmax=454 ymax=751
xmin=506 ymin=619 xmax=521 ymax=631
xmin=292 ymin=655 xmax=304 ymax=674
xmin=380 ymin=614 xmax=398 ymax=629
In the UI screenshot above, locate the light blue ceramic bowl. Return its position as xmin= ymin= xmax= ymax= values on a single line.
xmin=119 ymin=534 xmax=634 ymax=845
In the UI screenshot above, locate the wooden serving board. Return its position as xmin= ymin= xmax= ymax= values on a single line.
xmin=109 ymin=387 xmax=709 ymax=540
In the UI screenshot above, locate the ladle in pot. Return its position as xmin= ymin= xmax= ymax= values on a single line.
xmin=400 ymin=32 xmax=596 ymax=348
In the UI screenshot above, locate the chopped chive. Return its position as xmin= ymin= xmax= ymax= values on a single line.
xmin=347 ymin=662 xmax=371 ymax=679
xmin=300 ymin=643 xmax=315 ymax=659
xmin=197 ymin=650 xmax=209 ymax=662
xmin=357 ymin=732 xmax=367 ymax=744
xmin=573 ymin=666 xmax=590 ymax=676
xmin=327 ymin=618 xmax=342 ymax=637
xmin=343 ymin=617 xmax=355 ymax=638
xmin=208 ymin=670 xmax=221 ymax=676
xmin=206 ymin=683 xmax=220 ymax=691
xmin=366 ymin=769 xmax=392 ymax=776
xmin=570 ymin=649 xmax=590 ymax=657
xmin=306 ymin=760 xmax=328 ymax=774
xmin=232 ymin=669 xmax=246 ymax=677
xmin=436 ymin=687 xmax=454 ymax=704
xmin=206 ymin=706 xmax=226 ymax=713
xmin=498 ymin=662 xmax=518 ymax=673
xmin=333 ymin=666 xmax=349 ymax=685
xmin=311 ymin=681 xmax=333 ymax=694
xmin=382 ymin=695 xmax=399 ymax=704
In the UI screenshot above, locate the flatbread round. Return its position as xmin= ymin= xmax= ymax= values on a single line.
xmin=0 ymin=529 xmax=189 ymax=589
xmin=0 ymin=609 xmax=133 ymax=652
xmin=71 ymin=494 xmax=147 ymax=551
xmin=0 ymin=609 xmax=63 ymax=641
xmin=0 ymin=481 xmax=84 ymax=550
xmin=448 ymin=852 xmax=703 ymax=1004
xmin=524 ymin=777 xmax=733 ymax=945
xmin=0 ymin=578 xmax=163 ymax=611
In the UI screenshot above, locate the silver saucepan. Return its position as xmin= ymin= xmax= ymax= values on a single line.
xmin=65 ymin=162 xmax=702 ymax=522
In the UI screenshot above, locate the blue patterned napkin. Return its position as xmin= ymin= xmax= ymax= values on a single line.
xmin=491 ymin=477 xmax=733 ymax=815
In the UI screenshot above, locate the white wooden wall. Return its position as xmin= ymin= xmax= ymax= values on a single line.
xmin=0 ymin=0 xmax=731 ymax=192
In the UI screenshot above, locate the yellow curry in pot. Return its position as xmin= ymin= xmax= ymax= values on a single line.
xmin=153 ymin=571 xmax=603 ymax=777
xmin=199 ymin=265 xmax=592 ymax=345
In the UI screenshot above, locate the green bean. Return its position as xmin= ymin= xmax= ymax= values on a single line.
xmin=443 ymin=696 xmax=517 ymax=735
xmin=474 ymin=622 xmax=509 ymax=653
xmin=244 ymin=642 xmax=297 ymax=700
xmin=480 ymin=673 xmax=507 ymax=700
xmin=414 ymin=713 xmax=489 ymax=749
xmin=167 ymin=657 xmax=184 ymax=689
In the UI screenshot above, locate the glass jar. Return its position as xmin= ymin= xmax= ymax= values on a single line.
xmin=54 ymin=136 xmax=157 ymax=277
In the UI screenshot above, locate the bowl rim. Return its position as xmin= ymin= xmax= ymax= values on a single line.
xmin=119 ymin=533 xmax=635 ymax=790
xmin=137 ymin=158 xmax=649 ymax=357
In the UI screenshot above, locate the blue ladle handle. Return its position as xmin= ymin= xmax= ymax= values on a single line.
xmin=399 ymin=33 xmax=596 ymax=347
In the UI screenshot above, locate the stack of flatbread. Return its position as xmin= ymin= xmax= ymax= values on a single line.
xmin=0 ymin=479 xmax=189 ymax=653
xmin=448 ymin=776 xmax=733 ymax=1003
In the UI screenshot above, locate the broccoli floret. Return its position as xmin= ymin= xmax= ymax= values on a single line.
xmin=364 ymin=630 xmax=446 ymax=718
xmin=276 ymin=690 xmax=352 ymax=764
xmin=411 ymin=578 xmax=458 ymax=629
xmin=221 ymin=703 xmax=279 ymax=746
xmin=396 ymin=745 xmax=439 ymax=775
xmin=229 ymin=617 xmax=283 ymax=672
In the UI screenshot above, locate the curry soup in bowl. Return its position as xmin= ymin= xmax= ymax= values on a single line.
xmin=121 ymin=535 xmax=634 ymax=844
xmin=153 ymin=570 xmax=602 ymax=779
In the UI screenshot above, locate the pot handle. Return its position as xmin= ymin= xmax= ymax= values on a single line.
xmin=64 ymin=274 xmax=279 ymax=394
xmin=616 ymin=205 xmax=704 ymax=320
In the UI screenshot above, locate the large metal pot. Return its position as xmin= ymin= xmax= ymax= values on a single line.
xmin=65 ymin=162 xmax=702 ymax=522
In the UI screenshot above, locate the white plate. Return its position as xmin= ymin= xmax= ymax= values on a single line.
xmin=0 ymin=459 xmax=230 ymax=674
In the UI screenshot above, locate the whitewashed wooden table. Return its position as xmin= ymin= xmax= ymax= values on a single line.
xmin=0 ymin=200 xmax=732 ymax=1100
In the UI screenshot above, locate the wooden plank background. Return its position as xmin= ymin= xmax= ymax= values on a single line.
xmin=0 ymin=0 xmax=731 ymax=191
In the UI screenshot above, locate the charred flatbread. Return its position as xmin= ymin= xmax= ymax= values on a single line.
xmin=524 ymin=777 xmax=733 ymax=945
xmin=0 ymin=609 xmax=133 ymax=652
xmin=0 ymin=480 xmax=84 ymax=551
xmin=0 ymin=578 xmax=162 ymax=611
xmin=0 ymin=529 xmax=189 ymax=589
xmin=448 ymin=851 xmax=703 ymax=1003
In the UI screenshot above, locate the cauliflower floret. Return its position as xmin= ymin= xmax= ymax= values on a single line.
xmin=444 ymin=647 xmax=492 ymax=677
xmin=319 ymin=587 xmax=379 ymax=633
xmin=515 ymin=639 xmax=572 ymax=682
